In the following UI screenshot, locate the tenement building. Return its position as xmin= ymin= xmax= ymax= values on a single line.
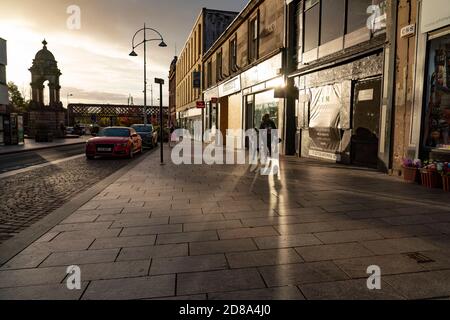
xmin=392 ymin=0 xmax=450 ymax=174
xmin=202 ymin=0 xmax=287 ymax=151
xmin=175 ymin=8 xmax=238 ymax=136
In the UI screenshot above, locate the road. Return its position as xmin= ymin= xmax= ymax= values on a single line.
xmin=0 ymin=147 xmax=150 ymax=243
xmin=0 ymin=144 xmax=86 ymax=173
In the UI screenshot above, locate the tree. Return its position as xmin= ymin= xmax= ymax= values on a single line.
xmin=8 ymin=81 xmax=28 ymax=112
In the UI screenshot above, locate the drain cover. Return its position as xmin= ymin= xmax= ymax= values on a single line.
xmin=406 ymin=252 xmax=435 ymax=264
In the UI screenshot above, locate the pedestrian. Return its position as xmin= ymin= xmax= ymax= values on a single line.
xmin=259 ymin=114 xmax=277 ymax=157
xmin=169 ymin=122 xmax=177 ymax=148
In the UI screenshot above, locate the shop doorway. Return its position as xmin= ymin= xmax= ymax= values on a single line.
xmin=351 ymin=78 xmax=382 ymax=168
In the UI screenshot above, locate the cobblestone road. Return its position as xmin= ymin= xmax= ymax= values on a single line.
xmin=0 ymin=156 xmax=135 ymax=243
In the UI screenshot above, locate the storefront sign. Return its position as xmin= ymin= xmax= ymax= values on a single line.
xmin=204 ymin=86 xmax=219 ymax=102
xmin=421 ymin=0 xmax=450 ymax=33
xmin=219 ymin=76 xmax=241 ymax=97
xmin=241 ymin=53 xmax=283 ymax=89
xmin=196 ymin=101 xmax=206 ymax=109
xmin=309 ymin=128 xmax=342 ymax=156
xmin=401 ymin=24 xmax=416 ymax=38
xmin=358 ymin=89 xmax=374 ymax=102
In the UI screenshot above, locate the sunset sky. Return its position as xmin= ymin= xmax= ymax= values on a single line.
xmin=0 ymin=0 xmax=247 ymax=106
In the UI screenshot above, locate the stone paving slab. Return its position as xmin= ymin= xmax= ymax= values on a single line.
xmin=299 ymin=279 xmax=405 ymax=300
xmin=1 ymin=146 xmax=450 ymax=300
xmin=209 ymin=286 xmax=305 ymax=300
xmin=82 ymin=275 xmax=175 ymax=300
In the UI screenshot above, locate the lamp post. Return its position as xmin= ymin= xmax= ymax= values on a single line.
xmin=66 ymin=93 xmax=73 ymax=126
xmin=155 ymin=78 xmax=165 ymax=165
xmin=129 ymin=24 xmax=167 ymax=126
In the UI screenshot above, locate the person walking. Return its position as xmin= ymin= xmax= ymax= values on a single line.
xmin=259 ymin=114 xmax=277 ymax=157
xmin=169 ymin=122 xmax=176 ymax=148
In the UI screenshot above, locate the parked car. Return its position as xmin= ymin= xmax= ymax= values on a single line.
xmin=66 ymin=127 xmax=75 ymax=135
xmin=131 ymin=124 xmax=158 ymax=149
xmin=85 ymin=127 xmax=142 ymax=160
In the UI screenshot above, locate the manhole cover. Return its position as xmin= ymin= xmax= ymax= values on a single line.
xmin=406 ymin=252 xmax=435 ymax=264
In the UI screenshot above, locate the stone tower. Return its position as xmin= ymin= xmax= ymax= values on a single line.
xmin=29 ymin=40 xmax=62 ymax=108
xmin=28 ymin=40 xmax=65 ymax=139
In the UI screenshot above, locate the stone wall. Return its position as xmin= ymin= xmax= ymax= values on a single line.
xmin=28 ymin=110 xmax=66 ymax=138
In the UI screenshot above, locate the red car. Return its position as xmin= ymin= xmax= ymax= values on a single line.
xmin=85 ymin=127 xmax=143 ymax=160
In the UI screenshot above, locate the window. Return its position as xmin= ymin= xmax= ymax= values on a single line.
xmin=198 ymin=25 xmax=202 ymax=56
xmin=249 ymin=15 xmax=259 ymax=62
xmin=304 ymin=0 xmax=320 ymax=52
xmin=216 ymin=50 xmax=223 ymax=81
xmin=346 ymin=0 xmax=373 ymax=33
xmin=320 ymin=0 xmax=345 ymax=45
xmin=229 ymin=36 xmax=238 ymax=71
xmin=207 ymin=60 xmax=212 ymax=87
xmin=423 ymin=33 xmax=450 ymax=150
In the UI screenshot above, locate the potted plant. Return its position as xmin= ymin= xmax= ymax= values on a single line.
xmin=420 ymin=161 xmax=442 ymax=189
xmin=402 ymin=158 xmax=421 ymax=183
xmin=440 ymin=162 xmax=450 ymax=192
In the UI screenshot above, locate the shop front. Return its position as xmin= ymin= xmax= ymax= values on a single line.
xmin=409 ymin=0 xmax=450 ymax=162
xmin=178 ymin=108 xmax=203 ymax=141
xmin=215 ymin=75 xmax=242 ymax=147
xmin=241 ymin=52 xmax=285 ymax=152
xmin=294 ymin=53 xmax=384 ymax=167
xmin=422 ymin=32 xmax=450 ymax=159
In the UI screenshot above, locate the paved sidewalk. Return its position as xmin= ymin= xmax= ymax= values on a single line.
xmin=0 ymin=146 xmax=449 ymax=300
xmin=0 ymin=137 xmax=87 ymax=155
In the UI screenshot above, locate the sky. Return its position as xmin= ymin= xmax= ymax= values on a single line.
xmin=0 ymin=0 xmax=247 ymax=106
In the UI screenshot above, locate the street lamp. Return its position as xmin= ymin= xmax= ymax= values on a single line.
xmin=155 ymin=78 xmax=165 ymax=165
xmin=129 ymin=24 xmax=167 ymax=126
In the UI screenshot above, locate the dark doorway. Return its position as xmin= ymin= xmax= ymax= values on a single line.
xmin=351 ymin=78 xmax=382 ymax=168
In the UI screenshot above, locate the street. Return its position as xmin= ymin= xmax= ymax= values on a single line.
xmin=0 ymin=144 xmax=85 ymax=173
xmin=0 ymin=146 xmax=449 ymax=300
xmin=0 ymin=148 xmax=148 ymax=243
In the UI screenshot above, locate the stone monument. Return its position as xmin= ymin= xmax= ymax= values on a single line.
xmin=28 ymin=40 xmax=65 ymax=140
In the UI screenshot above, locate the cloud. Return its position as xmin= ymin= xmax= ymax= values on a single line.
xmin=1 ymin=0 xmax=247 ymax=105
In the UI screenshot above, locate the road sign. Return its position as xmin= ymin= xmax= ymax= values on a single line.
xmin=196 ymin=101 xmax=205 ymax=109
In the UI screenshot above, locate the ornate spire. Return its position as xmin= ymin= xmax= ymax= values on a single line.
xmin=42 ymin=39 xmax=48 ymax=48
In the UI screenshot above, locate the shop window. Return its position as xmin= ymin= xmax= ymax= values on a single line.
xmin=229 ymin=36 xmax=238 ymax=72
xmin=294 ymin=0 xmax=303 ymax=58
xmin=304 ymin=0 xmax=320 ymax=52
xmin=249 ymin=15 xmax=259 ymax=62
xmin=254 ymin=90 xmax=279 ymax=129
xmin=423 ymin=33 xmax=450 ymax=150
xmin=320 ymin=0 xmax=345 ymax=45
xmin=346 ymin=0 xmax=373 ymax=34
